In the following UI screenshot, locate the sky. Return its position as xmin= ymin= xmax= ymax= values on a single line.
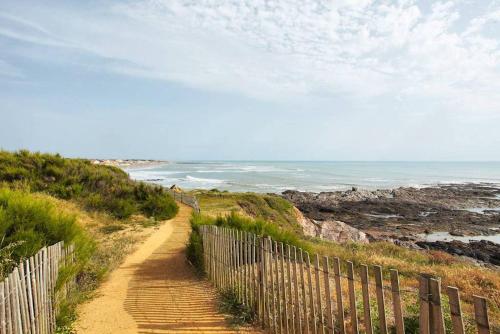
xmin=0 ymin=0 xmax=499 ymax=161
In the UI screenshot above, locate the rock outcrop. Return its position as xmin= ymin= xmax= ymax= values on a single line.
xmin=293 ymin=207 xmax=368 ymax=243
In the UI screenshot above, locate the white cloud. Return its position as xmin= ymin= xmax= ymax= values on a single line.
xmin=0 ymin=0 xmax=499 ymax=116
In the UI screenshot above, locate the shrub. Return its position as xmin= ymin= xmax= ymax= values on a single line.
xmin=141 ymin=192 xmax=178 ymax=220
xmin=0 ymin=150 xmax=178 ymax=220
xmin=0 ymin=188 xmax=94 ymax=277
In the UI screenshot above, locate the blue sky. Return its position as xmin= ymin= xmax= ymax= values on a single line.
xmin=1 ymin=0 xmax=499 ymax=160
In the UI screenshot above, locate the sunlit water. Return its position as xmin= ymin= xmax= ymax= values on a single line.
xmin=419 ymin=232 xmax=500 ymax=244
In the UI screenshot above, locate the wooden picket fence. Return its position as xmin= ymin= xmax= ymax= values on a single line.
xmin=199 ymin=225 xmax=493 ymax=334
xmin=0 ymin=242 xmax=75 ymax=334
xmin=165 ymin=189 xmax=200 ymax=213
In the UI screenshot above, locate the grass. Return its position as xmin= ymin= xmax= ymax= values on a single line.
xmin=0 ymin=188 xmax=94 ymax=276
xmin=190 ymin=189 xmax=303 ymax=235
xmin=0 ymin=150 xmax=178 ymax=220
xmin=218 ymin=288 xmax=255 ymax=327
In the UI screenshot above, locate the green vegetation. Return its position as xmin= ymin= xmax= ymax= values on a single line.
xmin=190 ymin=189 xmax=302 ymax=234
xmin=0 ymin=188 xmax=94 ymax=275
xmin=191 ymin=212 xmax=309 ymax=251
xmin=0 ymin=150 xmax=178 ymax=220
xmin=218 ymin=288 xmax=255 ymax=327
xmin=0 ymin=150 xmax=180 ymax=331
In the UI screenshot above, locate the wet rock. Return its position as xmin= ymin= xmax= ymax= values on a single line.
xmin=415 ymin=240 xmax=500 ymax=266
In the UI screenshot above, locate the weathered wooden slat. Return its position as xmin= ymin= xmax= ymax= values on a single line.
xmin=273 ymin=241 xmax=286 ymax=333
xmin=418 ymin=275 xmax=430 ymax=334
xmin=5 ymin=277 xmax=13 ymax=334
xmin=0 ymin=281 xmax=5 ymax=334
xmin=333 ymin=258 xmax=346 ymax=334
xmin=390 ymin=269 xmax=405 ymax=334
xmin=446 ymin=286 xmax=464 ymax=334
xmin=360 ymin=265 xmax=373 ymax=334
xmin=281 ymin=243 xmax=290 ymax=334
xmin=299 ymin=250 xmax=309 ymax=334
xmin=287 ymin=245 xmax=296 ymax=333
xmin=347 ymin=261 xmax=359 ymax=334
xmin=322 ymin=257 xmax=334 ymax=334
xmin=268 ymin=238 xmax=277 ymax=333
xmin=305 ymin=253 xmax=317 ymax=334
xmin=373 ymin=265 xmax=388 ymax=334
xmin=293 ymin=247 xmax=302 ymax=334
xmin=473 ymin=295 xmax=490 ymax=334
xmin=314 ymin=254 xmax=324 ymax=334
xmin=429 ymin=278 xmax=446 ymax=334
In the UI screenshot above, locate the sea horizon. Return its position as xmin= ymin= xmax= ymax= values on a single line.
xmin=126 ymin=160 xmax=500 ymax=193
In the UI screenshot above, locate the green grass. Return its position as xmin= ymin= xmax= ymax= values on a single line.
xmin=0 ymin=188 xmax=94 ymax=276
xmin=0 ymin=150 xmax=178 ymax=220
xmin=190 ymin=189 xmax=302 ymax=235
xmin=190 ymin=211 xmax=310 ymax=252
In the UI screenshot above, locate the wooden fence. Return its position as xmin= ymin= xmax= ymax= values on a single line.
xmin=0 ymin=242 xmax=74 ymax=334
xmin=199 ymin=225 xmax=493 ymax=334
xmin=165 ymin=189 xmax=200 ymax=213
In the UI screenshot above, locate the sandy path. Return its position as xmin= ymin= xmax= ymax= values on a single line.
xmin=75 ymin=204 xmax=261 ymax=334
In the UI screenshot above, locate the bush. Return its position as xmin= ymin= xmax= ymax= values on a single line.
xmin=186 ymin=230 xmax=204 ymax=274
xmin=0 ymin=150 xmax=178 ymax=220
xmin=141 ymin=192 xmax=178 ymax=220
xmin=0 ymin=188 xmax=94 ymax=277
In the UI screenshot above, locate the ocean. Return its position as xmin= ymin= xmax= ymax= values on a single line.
xmin=126 ymin=161 xmax=500 ymax=193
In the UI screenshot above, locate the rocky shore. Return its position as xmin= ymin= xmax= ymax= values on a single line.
xmin=282 ymin=183 xmax=500 ymax=265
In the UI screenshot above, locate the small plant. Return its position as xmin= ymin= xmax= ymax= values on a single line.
xmin=218 ymin=288 xmax=255 ymax=327
xmin=0 ymin=237 xmax=25 ymax=277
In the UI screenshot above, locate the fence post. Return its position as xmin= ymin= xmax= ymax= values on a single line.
xmin=360 ymin=264 xmax=373 ymax=334
xmin=373 ymin=265 xmax=388 ymax=334
xmin=299 ymin=250 xmax=310 ymax=334
xmin=323 ymin=257 xmax=334 ymax=334
xmin=347 ymin=261 xmax=359 ymax=334
xmin=473 ymin=296 xmax=490 ymax=334
xmin=390 ymin=269 xmax=405 ymax=334
xmin=274 ymin=241 xmax=283 ymax=334
xmin=268 ymin=237 xmax=277 ymax=333
xmin=418 ymin=275 xmax=430 ymax=334
xmin=305 ymin=253 xmax=317 ymax=334
xmin=446 ymin=287 xmax=464 ymax=334
xmin=333 ymin=258 xmax=345 ymax=334
xmin=0 ymin=282 xmax=5 ymax=334
xmin=293 ymin=247 xmax=303 ymax=334
xmin=314 ymin=254 xmax=324 ymax=334
xmin=429 ymin=278 xmax=446 ymax=334
xmin=287 ymin=245 xmax=296 ymax=333
xmin=280 ymin=243 xmax=290 ymax=334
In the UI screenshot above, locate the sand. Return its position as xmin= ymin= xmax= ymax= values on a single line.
xmin=75 ymin=203 xmax=261 ymax=333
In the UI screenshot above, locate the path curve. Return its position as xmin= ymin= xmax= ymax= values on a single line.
xmin=75 ymin=203 xmax=261 ymax=333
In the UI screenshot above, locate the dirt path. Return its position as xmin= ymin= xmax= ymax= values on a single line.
xmin=75 ymin=204 xmax=261 ymax=334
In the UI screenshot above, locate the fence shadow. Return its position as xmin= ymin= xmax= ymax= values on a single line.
xmin=123 ymin=226 xmax=259 ymax=333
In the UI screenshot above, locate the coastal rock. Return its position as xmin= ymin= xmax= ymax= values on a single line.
xmin=416 ymin=240 xmax=500 ymax=266
xmin=293 ymin=206 xmax=368 ymax=243
xmin=293 ymin=207 xmax=317 ymax=237
xmin=316 ymin=219 xmax=369 ymax=244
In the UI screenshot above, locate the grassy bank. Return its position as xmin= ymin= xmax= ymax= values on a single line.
xmin=0 ymin=150 xmax=178 ymax=220
xmin=0 ymin=150 xmax=180 ymax=331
